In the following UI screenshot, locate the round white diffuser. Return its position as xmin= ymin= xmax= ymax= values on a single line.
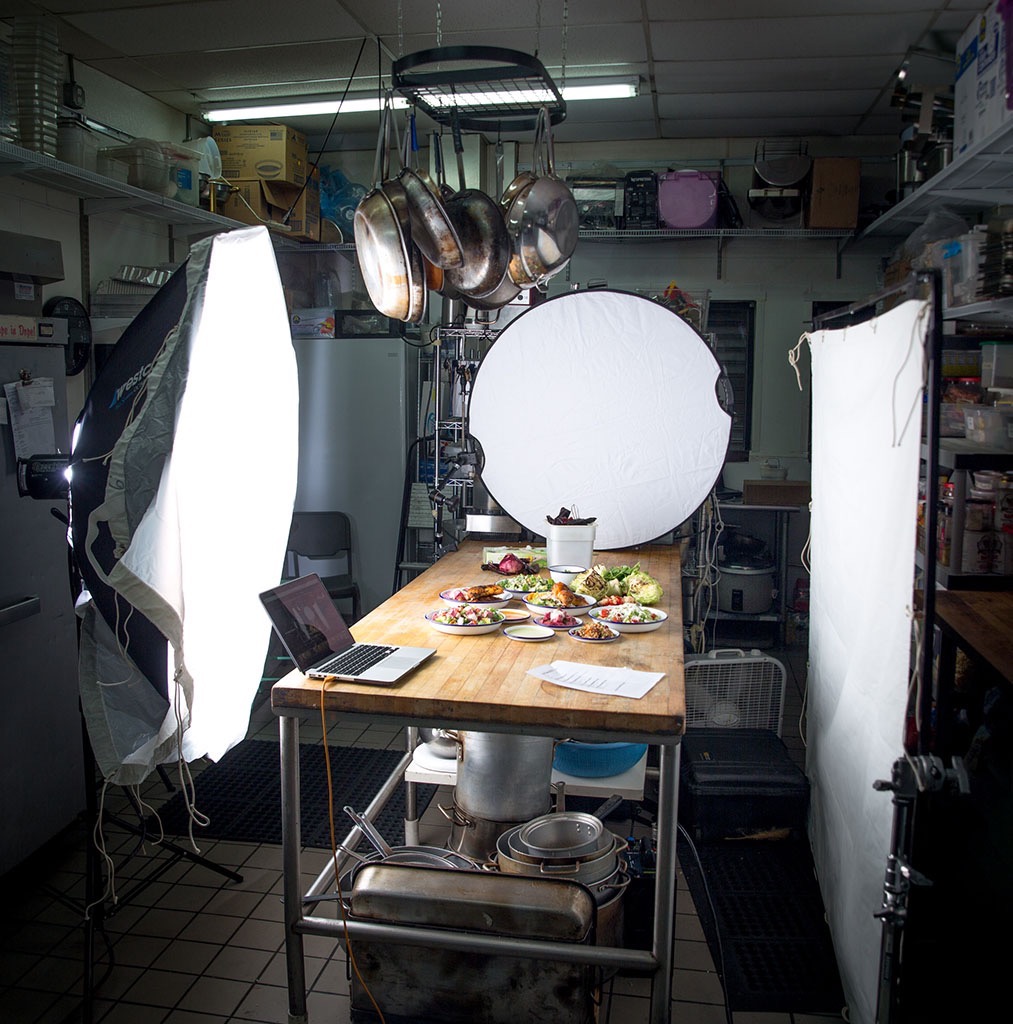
xmin=467 ymin=289 xmax=731 ymax=549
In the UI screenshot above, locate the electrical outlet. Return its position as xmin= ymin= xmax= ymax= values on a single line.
xmin=63 ymin=81 xmax=86 ymax=109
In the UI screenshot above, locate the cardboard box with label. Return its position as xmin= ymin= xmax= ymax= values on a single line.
xmin=806 ymin=158 xmax=861 ymax=229
xmin=213 ymin=123 xmax=309 ymax=186
xmin=954 ymin=1 xmax=1012 ymax=154
xmin=220 ymin=172 xmax=320 ymax=242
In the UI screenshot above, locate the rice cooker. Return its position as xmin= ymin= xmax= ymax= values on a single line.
xmin=717 ymin=561 xmax=775 ymax=614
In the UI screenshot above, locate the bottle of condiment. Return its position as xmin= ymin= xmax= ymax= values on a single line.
xmin=998 ymin=475 xmax=1013 ymax=535
xmin=937 ymin=500 xmax=952 ymax=567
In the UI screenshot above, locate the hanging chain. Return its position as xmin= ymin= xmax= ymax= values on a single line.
xmin=560 ymin=0 xmax=568 ymax=93
xmin=397 ymin=0 xmax=404 ymax=56
xmin=436 ymin=1 xmax=442 ymax=47
xmin=535 ymin=0 xmax=542 ymax=57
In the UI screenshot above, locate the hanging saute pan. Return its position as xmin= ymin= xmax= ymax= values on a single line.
xmin=353 ymin=102 xmax=412 ymax=321
xmin=397 ymin=113 xmax=464 ymax=271
xmin=442 ymin=112 xmax=511 ymax=301
xmin=499 ymin=107 xmax=543 ymax=218
xmin=464 ymin=139 xmax=520 ymax=312
xmin=505 ymin=106 xmax=579 ymax=289
xmin=380 ymin=112 xmax=427 ymax=323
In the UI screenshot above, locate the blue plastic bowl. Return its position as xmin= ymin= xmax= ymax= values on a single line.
xmin=552 ymin=740 xmax=648 ymax=778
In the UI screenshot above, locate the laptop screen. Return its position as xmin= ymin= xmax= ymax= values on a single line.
xmin=260 ymin=574 xmax=355 ymax=672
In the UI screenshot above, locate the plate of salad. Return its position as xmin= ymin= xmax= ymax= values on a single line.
xmin=497 ymin=574 xmax=553 ymax=596
xmin=567 ymin=621 xmax=620 ymax=643
xmin=588 ymin=604 xmax=668 ymax=633
xmin=425 ymin=605 xmax=505 ymax=636
xmin=523 ymin=591 xmax=596 ymax=614
xmin=532 ymin=609 xmax=583 ymax=630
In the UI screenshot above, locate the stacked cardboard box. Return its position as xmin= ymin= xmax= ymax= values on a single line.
xmin=806 ymin=158 xmax=861 ymax=229
xmin=220 ymin=171 xmax=320 ymax=242
xmin=954 ymin=1 xmax=1013 ymax=155
xmin=213 ymin=123 xmax=319 ymax=240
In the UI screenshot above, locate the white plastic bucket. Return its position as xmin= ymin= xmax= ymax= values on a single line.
xmin=545 ymin=522 xmax=596 ymax=572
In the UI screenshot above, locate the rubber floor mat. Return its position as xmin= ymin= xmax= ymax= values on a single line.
xmin=678 ymin=837 xmax=846 ymax=1014
xmin=156 ymin=740 xmax=436 ymax=849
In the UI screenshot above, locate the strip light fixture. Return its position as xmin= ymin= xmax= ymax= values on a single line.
xmin=203 ymin=76 xmax=639 ymax=122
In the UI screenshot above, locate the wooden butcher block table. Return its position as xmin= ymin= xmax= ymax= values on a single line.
xmin=272 ymin=540 xmax=686 ymax=1024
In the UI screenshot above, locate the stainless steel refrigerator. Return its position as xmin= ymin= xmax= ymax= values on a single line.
xmin=292 ymin=332 xmax=412 ymax=615
xmin=0 ymin=336 xmax=84 ymax=874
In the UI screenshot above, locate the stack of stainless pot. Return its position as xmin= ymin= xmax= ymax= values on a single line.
xmin=441 ymin=730 xmax=556 ymax=862
xmin=495 ymin=810 xmax=629 ymax=956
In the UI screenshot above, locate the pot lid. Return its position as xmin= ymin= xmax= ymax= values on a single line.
xmin=718 ymin=560 xmax=775 ymax=573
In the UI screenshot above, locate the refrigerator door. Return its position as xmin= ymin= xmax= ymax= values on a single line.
xmin=293 ymin=335 xmax=408 ymax=614
xmin=0 ymin=343 xmax=83 ymax=874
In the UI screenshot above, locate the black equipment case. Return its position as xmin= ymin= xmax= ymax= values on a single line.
xmin=679 ymin=727 xmax=810 ymax=840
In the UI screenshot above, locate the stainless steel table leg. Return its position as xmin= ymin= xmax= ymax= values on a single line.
xmin=651 ymin=741 xmax=681 ymax=1024
xmin=404 ymin=725 xmax=420 ymax=845
xmin=280 ymin=713 xmax=308 ymax=1023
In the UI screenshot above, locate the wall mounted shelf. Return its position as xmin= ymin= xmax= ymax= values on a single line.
xmin=0 ymin=139 xmax=240 ymax=233
xmin=856 ymin=120 xmax=1013 ymax=242
xmin=576 ymin=227 xmax=855 ymax=278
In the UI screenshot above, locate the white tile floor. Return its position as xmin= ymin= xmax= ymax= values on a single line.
xmin=0 ymin=645 xmax=848 ymax=1024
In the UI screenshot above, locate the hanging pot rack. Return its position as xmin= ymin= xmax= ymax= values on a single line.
xmin=391 ymin=45 xmax=566 ymax=134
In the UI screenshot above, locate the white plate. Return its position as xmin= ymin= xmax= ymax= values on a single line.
xmin=587 ymin=606 xmax=668 ymax=633
xmin=499 ymin=607 xmax=532 ymax=622
xmin=440 ymin=587 xmax=511 ymax=610
xmin=530 ymin=613 xmax=583 ymax=630
xmin=567 ymin=624 xmax=620 ymax=643
xmin=425 ymin=610 xmax=504 ymax=636
xmin=522 ymin=592 xmax=597 ymax=615
xmin=504 ymin=624 xmax=555 ymax=642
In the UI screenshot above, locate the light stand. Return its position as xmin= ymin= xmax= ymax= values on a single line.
xmin=872 ymin=753 xmax=969 ymax=1024
xmin=20 ymin=476 xmax=243 ymax=1024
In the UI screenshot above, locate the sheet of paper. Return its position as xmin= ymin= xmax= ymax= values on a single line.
xmin=3 ymin=377 xmax=57 ymax=459
xmin=528 ymin=660 xmax=664 ymax=699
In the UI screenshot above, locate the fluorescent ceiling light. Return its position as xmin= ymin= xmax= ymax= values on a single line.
xmin=204 ymin=95 xmax=408 ymax=122
xmin=563 ymin=79 xmax=639 ymax=101
xmin=203 ymin=77 xmax=638 ymax=122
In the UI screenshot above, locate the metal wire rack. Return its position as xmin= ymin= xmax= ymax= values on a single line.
xmin=392 ymin=46 xmax=565 ymax=133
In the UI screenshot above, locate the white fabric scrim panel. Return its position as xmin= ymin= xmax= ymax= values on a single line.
xmin=806 ymin=298 xmax=928 ymax=1024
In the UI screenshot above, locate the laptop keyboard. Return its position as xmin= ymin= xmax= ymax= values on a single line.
xmin=315 ymin=644 xmax=398 ymax=677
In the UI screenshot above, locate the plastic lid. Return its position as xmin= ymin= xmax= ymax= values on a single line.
xmin=184 ymin=136 xmax=222 ymax=179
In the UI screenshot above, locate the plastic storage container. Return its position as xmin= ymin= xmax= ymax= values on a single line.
xmin=97 ymin=138 xmax=166 ymax=190
xmin=159 ymin=142 xmax=201 ymax=205
xmin=964 ymin=407 xmax=1013 ymax=449
xmin=57 ymin=116 xmax=102 ymax=172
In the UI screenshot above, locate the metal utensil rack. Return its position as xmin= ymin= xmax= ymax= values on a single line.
xmin=392 ymin=45 xmax=566 ymax=133
xmin=395 ymin=323 xmax=501 ymax=589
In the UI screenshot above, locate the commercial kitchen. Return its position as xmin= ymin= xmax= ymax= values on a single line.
xmin=1 ymin=2 xmax=1011 ymax=1024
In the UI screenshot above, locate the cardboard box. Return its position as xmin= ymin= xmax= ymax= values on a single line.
xmin=954 ymin=2 xmax=1012 ymax=155
xmin=213 ymin=123 xmax=309 ymax=186
xmin=220 ymin=172 xmax=320 ymax=242
xmin=741 ymin=480 xmax=811 ymax=507
xmin=806 ymin=158 xmax=861 ymax=229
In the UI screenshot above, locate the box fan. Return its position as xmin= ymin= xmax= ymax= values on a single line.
xmin=684 ymin=648 xmax=786 ymax=736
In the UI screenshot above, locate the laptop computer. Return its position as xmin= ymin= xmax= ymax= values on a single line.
xmin=260 ymin=573 xmax=436 ymax=685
